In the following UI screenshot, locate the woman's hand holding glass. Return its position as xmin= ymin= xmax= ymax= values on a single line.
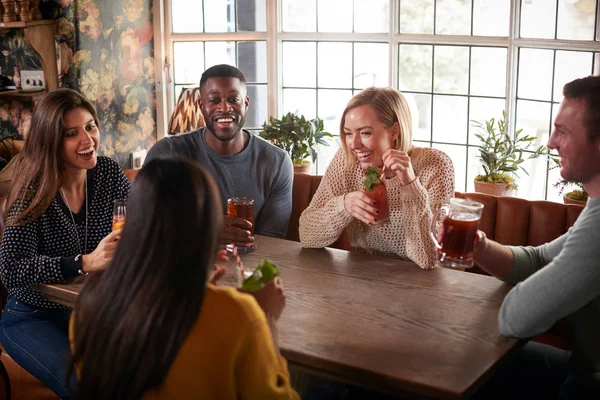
xmin=343 ymin=191 xmax=380 ymax=225
xmin=250 ymin=277 xmax=286 ymax=322
xmin=81 ymin=229 xmax=122 ymax=272
xmin=381 ymin=148 xmax=416 ymax=185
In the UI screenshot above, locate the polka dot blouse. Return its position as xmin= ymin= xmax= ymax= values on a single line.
xmin=0 ymin=156 xmax=131 ymax=309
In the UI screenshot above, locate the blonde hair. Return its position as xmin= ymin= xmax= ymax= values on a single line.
xmin=339 ymin=87 xmax=413 ymax=166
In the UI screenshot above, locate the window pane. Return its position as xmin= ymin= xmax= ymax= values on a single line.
xmin=435 ymin=0 xmax=472 ymax=35
xmin=353 ymin=43 xmax=389 ymax=88
xmin=399 ymin=45 xmax=433 ymax=93
xmin=245 ymin=84 xmax=267 ymax=128
xmin=318 ymin=43 xmax=352 ymax=88
xmin=282 ymin=0 xmax=316 ymax=32
xmin=318 ymin=89 xmax=352 ymax=136
xmin=282 ymin=88 xmax=317 ymax=119
xmin=399 ymin=0 xmax=434 ymax=34
xmin=470 ymin=47 xmax=507 ymax=97
xmin=317 ymin=89 xmax=352 ymax=174
xmin=405 ymin=93 xmax=432 ymax=142
xmin=557 ymin=0 xmax=596 ymax=40
xmin=516 ymin=99 xmax=552 ymax=146
xmin=518 ymin=48 xmax=554 ymax=101
xmin=318 ymin=0 xmax=352 ymax=32
xmin=237 ymin=0 xmax=266 ymax=31
xmin=354 ymin=0 xmax=389 ymax=33
xmin=237 ymin=41 xmax=267 ymax=83
xmin=282 ymin=42 xmax=316 ymax=87
xmin=473 ymin=0 xmax=509 ymax=36
xmin=172 ymin=0 xmax=203 ymax=33
xmin=596 ymin=53 xmax=600 ymax=74
xmin=520 ymin=0 xmax=557 ymax=39
xmin=466 ymin=146 xmax=482 ymax=192
xmin=434 ymin=46 xmax=469 ymax=95
xmin=204 ymin=0 xmax=234 ymax=32
xmin=205 ymin=42 xmax=236 ymax=69
xmin=468 ymin=97 xmax=506 ymax=145
xmin=174 ymin=42 xmax=204 ymax=84
xmin=432 ymin=95 xmax=468 ymax=144
xmin=553 ymin=51 xmax=594 ymax=102
xmin=432 ymin=143 xmax=467 ymax=192
xmin=514 ymin=156 xmax=550 ymax=200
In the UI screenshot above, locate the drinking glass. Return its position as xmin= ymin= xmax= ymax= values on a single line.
xmin=363 ymin=171 xmax=389 ymax=224
xmin=227 ymin=197 xmax=255 ymax=252
xmin=429 ymin=198 xmax=484 ymax=269
xmin=112 ymin=199 xmax=127 ymax=231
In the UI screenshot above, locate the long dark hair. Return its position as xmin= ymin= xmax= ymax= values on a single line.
xmin=70 ymin=157 xmax=223 ymax=400
xmin=5 ymin=88 xmax=100 ymax=226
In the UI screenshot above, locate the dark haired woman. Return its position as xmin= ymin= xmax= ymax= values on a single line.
xmin=70 ymin=157 xmax=298 ymax=400
xmin=0 ymin=88 xmax=130 ymax=398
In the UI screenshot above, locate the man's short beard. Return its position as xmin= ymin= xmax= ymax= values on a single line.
xmin=206 ymin=116 xmax=246 ymax=142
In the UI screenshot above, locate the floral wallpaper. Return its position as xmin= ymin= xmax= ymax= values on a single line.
xmin=0 ymin=0 xmax=157 ymax=168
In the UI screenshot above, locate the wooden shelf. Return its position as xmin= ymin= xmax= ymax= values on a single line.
xmin=0 ymin=89 xmax=46 ymax=101
xmin=0 ymin=20 xmax=54 ymax=29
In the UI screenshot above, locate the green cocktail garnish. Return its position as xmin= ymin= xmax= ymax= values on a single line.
xmin=363 ymin=166 xmax=381 ymax=193
xmin=241 ymin=259 xmax=280 ymax=292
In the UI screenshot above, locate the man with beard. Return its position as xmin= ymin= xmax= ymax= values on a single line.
xmin=145 ymin=64 xmax=293 ymax=250
xmin=472 ymin=75 xmax=600 ymax=400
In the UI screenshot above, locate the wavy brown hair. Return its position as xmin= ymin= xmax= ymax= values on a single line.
xmin=70 ymin=157 xmax=223 ymax=400
xmin=5 ymin=88 xmax=100 ymax=226
xmin=339 ymin=87 xmax=413 ymax=167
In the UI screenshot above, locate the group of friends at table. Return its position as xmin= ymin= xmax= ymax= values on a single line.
xmin=0 ymin=64 xmax=597 ymax=399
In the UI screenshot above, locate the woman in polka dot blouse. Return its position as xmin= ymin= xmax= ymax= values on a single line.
xmin=0 ymin=89 xmax=131 ymax=398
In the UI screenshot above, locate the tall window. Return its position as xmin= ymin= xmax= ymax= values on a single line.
xmin=162 ymin=0 xmax=600 ymax=202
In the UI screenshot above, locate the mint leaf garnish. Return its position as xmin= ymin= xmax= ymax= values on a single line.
xmin=363 ymin=166 xmax=380 ymax=192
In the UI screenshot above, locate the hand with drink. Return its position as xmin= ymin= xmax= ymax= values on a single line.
xmin=81 ymin=229 xmax=123 ymax=272
xmin=362 ymin=166 xmax=389 ymax=223
xmin=224 ymin=197 xmax=255 ymax=252
xmin=112 ymin=199 xmax=126 ymax=231
xmin=430 ymin=198 xmax=484 ymax=269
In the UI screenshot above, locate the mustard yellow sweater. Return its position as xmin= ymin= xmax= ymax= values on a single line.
xmin=71 ymin=284 xmax=299 ymax=399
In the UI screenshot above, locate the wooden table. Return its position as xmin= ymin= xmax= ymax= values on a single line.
xmin=35 ymin=235 xmax=522 ymax=399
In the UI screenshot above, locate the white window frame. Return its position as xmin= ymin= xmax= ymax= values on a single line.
xmin=155 ymin=0 xmax=600 ymax=199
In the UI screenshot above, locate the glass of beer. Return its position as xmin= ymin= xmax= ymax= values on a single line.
xmin=429 ymin=198 xmax=484 ymax=269
xmin=227 ymin=197 xmax=255 ymax=252
xmin=112 ymin=199 xmax=127 ymax=231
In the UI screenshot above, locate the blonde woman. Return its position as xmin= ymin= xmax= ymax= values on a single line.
xmin=299 ymin=87 xmax=455 ymax=269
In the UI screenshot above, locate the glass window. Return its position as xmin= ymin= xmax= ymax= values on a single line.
xmin=353 ymin=43 xmax=389 ymax=88
xmin=518 ymin=48 xmax=554 ymax=101
xmin=399 ymin=45 xmax=433 ymax=93
xmin=436 ymin=0 xmax=472 ymax=35
xmin=520 ymin=0 xmax=557 ymax=39
xmin=434 ymin=46 xmax=469 ymax=95
xmin=282 ymin=0 xmax=317 ymax=32
xmin=472 ymin=0 xmax=509 ymax=37
xmin=399 ymin=0 xmax=434 ymax=34
xmin=556 ymin=0 xmax=596 ymax=40
xmin=165 ymin=0 xmax=600 ymax=202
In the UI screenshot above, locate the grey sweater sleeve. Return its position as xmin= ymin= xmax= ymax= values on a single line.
xmin=254 ymin=153 xmax=294 ymax=238
xmin=498 ymin=197 xmax=600 ymax=338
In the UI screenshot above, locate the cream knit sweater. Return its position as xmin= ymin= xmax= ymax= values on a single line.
xmin=299 ymin=147 xmax=455 ymax=269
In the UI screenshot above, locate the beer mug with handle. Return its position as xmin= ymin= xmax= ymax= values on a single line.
xmin=429 ymin=198 xmax=484 ymax=269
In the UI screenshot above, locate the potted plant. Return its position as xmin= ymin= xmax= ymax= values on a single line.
xmin=259 ymin=112 xmax=334 ymax=173
xmin=471 ymin=110 xmax=546 ymax=196
xmin=554 ymin=179 xmax=588 ymax=206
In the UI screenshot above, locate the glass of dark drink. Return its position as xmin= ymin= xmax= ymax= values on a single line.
xmin=226 ymin=197 xmax=255 ymax=252
xmin=429 ymin=198 xmax=484 ymax=269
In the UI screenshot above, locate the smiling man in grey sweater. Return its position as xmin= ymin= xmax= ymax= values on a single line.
xmin=472 ymin=75 xmax=600 ymax=400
